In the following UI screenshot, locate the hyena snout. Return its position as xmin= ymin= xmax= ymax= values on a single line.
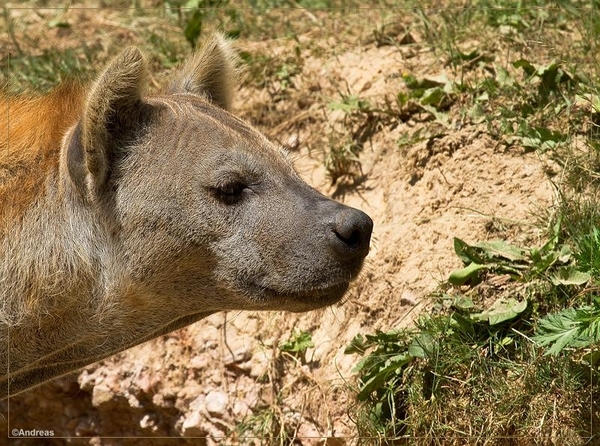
xmin=328 ymin=206 xmax=373 ymax=260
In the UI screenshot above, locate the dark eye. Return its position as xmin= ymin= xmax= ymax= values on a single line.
xmin=212 ymin=181 xmax=247 ymax=204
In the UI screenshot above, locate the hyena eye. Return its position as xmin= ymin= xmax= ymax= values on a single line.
xmin=211 ymin=181 xmax=248 ymax=204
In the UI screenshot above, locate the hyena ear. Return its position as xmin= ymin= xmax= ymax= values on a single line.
xmin=167 ymin=33 xmax=239 ymax=110
xmin=68 ymin=47 xmax=147 ymax=199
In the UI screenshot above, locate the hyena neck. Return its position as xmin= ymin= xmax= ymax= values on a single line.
xmin=0 ymin=177 xmax=212 ymax=372
xmin=0 ymin=84 xmax=123 ymax=331
xmin=0 ymin=178 xmax=115 ymax=329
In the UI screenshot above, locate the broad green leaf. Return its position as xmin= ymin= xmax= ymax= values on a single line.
xmin=576 ymin=93 xmax=600 ymax=113
xmin=453 ymin=237 xmax=486 ymax=264
xmin=455 ymin=49 xmax=480 ymax=62
xmin=517 ymin=126 xmax=567 ymax=151
xmin=328 ymin=95 xmax=370 ymax=113
xmin=551 ymin=266 xmax=591 ymax=286
xmin=468 ymin=103 xmax=486 ymax=124
xmin=420 ymin=87 xmax=446 ymax=107
xmin=397 ymin=91 xmax=409 ymax=107
xmin=352 ymin=355 xmax=369 ymax=374
xmin=471 ymin=298 xmax=528 ymax=325
xmin=421 ymin=104 xmax=450 ymax=126
xmin=476 ymin=92 xmax=489 ymax=103
xmin=530 ymin=250 xmax=559 ymax=274
xmin=583 ymin=350 xmax=600 ymax=366
xmin=513 ymin=58 xmax=536 ymax=77
xmin=495 ymin=64 xmax=515 ymax=87
xmin=448 ymin=262 xmax=487 ymax=286
xmin=403 ymin=75 xmax=444 ymax=90
xmin=474 ymin=240 xmax=525 ymax=262
xmin=453 ymin=295 xmax=474 ymax=310
xmin=345 ymin=334 xmax=368 ymax=355
xmin=408 ymin=333 xmax=435 ymax=358
xmin=557 ymin=244 xmax=572 ymax=263
xmin=365 ymin=330 xmax=403 ymax=344
xmin=280 ymin=331 xmax=314 ymax=354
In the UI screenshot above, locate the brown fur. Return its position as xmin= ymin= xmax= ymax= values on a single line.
xmin=1 ymin=34 xmax=372 ymax=398
xmin=0 ymin=83 xmax=85 ymax=233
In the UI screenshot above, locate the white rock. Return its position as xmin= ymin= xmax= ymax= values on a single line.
xmin=181 ymin=410 xmax=206 ymax=437
xmin=127 ymin=394 xmax=141 ymax=409
xmin=140 ymin=414 xmax=157 ymax=431
xmin=78 ymin=370 xmax=96 ymax=392
xmin=205 ymin=390 xmax=228 ymax=416
xmin=188 ymin=394 xmax=205 ymax=412
xmin=232 ymin=400 xmax=250 ymax=417
xmin=91 ymin=385 xmax=113 ymax=407
xmin=189 ymin=355 xmax=209 ymax=370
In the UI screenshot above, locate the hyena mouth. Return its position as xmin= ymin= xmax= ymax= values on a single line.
xmin=251 ymin=280 xmax=351 ymax=311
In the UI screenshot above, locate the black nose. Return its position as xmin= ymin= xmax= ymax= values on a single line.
xmin=330 ymin=207 xmax=373 ymax=259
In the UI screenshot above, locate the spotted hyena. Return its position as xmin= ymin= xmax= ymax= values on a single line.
xmin=0 ymin=34 xmax=373 ymax=397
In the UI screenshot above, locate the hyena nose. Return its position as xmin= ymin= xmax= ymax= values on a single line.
xmin=330 ymin=207 xmax=373 ymax=259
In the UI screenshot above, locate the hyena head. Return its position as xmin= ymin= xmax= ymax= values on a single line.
xmin=63 ymin=34 xmax=373 ymax=315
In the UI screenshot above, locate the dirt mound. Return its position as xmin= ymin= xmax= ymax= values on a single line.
xmin=1 ymin=13 xmax=556 ymax=446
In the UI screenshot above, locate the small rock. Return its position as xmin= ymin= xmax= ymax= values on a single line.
xmin=152 ymin=392 xmax=176 ymax=408
xmin=400 ymin=290 xmax=418 ymax=306
xmin=248 ymin=352 xmax=271 ymax=379
xmin=232 ymin=400 xmax=250 ymax=417
xmin=140 ymin=414 xmax=158 ymax=432
xmin=78 ymin=370 xmax=96 ymax=392
xmin=190 ymin=355 xmax=209 ymax=370
xmin=188 ymin=394 xmax=205 ymax=412
xmin=296 ymin=421 xmax=321 ymax=443
xmin=91 ymin=385 xmax=113 ymax=408
xmin=225 ymin=347 xmax=251 ymax=365
xmin=127 ymin=394 xmax=141 ymax=409
xmin=205 ymin=390 xmax=228 ymax=416
xmin=181 ymin=410 xmax=207 ymax=437
xmin=135 ymin=371 xmax=157 ymax=394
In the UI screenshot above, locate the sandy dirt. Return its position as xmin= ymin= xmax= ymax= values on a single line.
xmin=0 ymin=5 xmax=558 ymax=445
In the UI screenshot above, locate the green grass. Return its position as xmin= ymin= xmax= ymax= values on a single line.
xmin=348 ymin=319 xmax=591 ymax=443
xmin=346 ymin=230 xmax=599 ymax=443
xmin=3 ymin=47 xmax=98 ymax=93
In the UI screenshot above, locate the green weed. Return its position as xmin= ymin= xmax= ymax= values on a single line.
xmin=229 ymin=405 xmax=297 ymax=446
xmin=324 ymin=94 xmax=373 ymax=184
xmin=534 ymin=298 xmax=600 ymax=355
xmin=448 ymin=235 xmax=590 ymax=288
xmin=347 ymin=240 xmax=597 ymax=442
xmin=279 ymin=330 xmax=314 ymax=358
xmin=228 ymin=330 xmax=315 ymax=444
